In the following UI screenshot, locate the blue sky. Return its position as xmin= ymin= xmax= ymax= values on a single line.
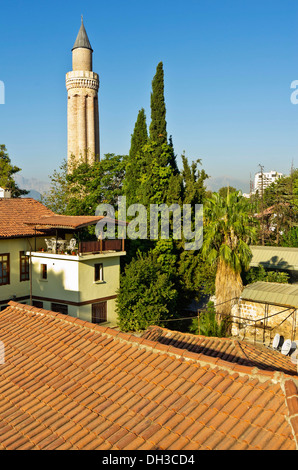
xmin=1 ymin=0 xmax=298 ymax=192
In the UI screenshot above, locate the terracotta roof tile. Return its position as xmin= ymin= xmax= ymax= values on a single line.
xmin=0 ymin=198 xmax=55 ymax=238
xmin=0 ymin=302 xmax=297 ymax=450
xmin=143 ymin=325 xmax=298 ymax=376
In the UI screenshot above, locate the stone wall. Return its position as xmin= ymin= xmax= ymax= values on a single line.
xmin=231 ymin=299 xmax=297 ymax=345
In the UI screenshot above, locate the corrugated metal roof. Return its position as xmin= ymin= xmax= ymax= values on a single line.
xmin=250 ymin=245 xmax=298 ymax=271
xmin=241 ymin=281 xmax=298 ymax=308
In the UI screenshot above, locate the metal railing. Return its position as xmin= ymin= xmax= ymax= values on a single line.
xmin=78 ymin=239 xmax=125 ymax=254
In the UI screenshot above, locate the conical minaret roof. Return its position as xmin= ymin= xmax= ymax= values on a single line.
xmin=72 ymin=17 xmax=93 ymax=51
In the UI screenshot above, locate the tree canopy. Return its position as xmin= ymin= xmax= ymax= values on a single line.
xmin=149 ymin=61 xmax=167 ymax=147
xmin=202 ymin=191 xmax=257 ymax=318
xmin=0 ymin=145 xmax=28 ymax=198
xmin=259 ymin=168 xmax=298 ymax=246
xmin=42 ymin=154 xmax=126 ymax=216
xmin=116 ymin=250 xmax=178 ymax=331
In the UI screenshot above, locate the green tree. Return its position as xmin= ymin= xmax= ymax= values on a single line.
xmin=190 ymin=301 xmax=230 ymax=337
xmin=136 ymin=141 xmax=179 ymax=206
xmin=124 ymin=108 xmax=148 ymax=206
xmin=260 ymin=169 xmax=298 ymax=245
xmin=66 ymin=154 xmax=126 ymax=215
xmin=116 ymin=250 xmax=178 ymax=331
xmin=41 ymin=159 xmax=69 ymax=214
xmin=181 ymin=154 xmax=209 ymax=205
xmin=43 ymin=154 xmax=126 ymax=216
xmin=168 ymin=135 xmax=179 ymax=175
xmin=263 ymin=170 xmax=298 ymax=209
xmin=218 ymin=186 xmax=238 ymax=198
xmin=281 ymin=226 xmax=298 ymax=247
xmin=244 ymin=266 xmax=290 ymax=284
xmin=202 ymin=191 xmax=257 ymax=322
xmin=0 ymin=145 xmax=28 ymax=197
xmin=149 ymin=61 xmax=167 ymax=147
xmin=129 ymin=108 xmax=148 ymax=159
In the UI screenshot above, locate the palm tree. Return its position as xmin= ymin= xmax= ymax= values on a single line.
xmin=202 ymin=191 xmax=257 ymax=326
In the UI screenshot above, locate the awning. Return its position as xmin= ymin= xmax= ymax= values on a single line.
xmin=24 ymin=215 xmax=127 ymax=230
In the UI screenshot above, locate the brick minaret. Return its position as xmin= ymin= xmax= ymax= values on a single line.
xmin=66 ymin=18 xmax=100 ymax=167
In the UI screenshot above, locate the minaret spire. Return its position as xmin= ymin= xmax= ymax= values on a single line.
xmin=72 ymin=16 xmax=93 ymax=52
xmin=66 ymin=18 xmax=100 ymax=168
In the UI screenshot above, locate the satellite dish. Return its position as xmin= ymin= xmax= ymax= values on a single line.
xmin=272 ymin=334 xmax=284 ymax=350
xmin=272 ymin=334 xmax=280 ymax=349
xmin=281 ymin=339 xmax=292 ymax=356
xmin=290 ymin=342 xmax=297 ymax=355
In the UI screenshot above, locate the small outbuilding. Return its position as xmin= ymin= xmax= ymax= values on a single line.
xmin=232 ymin=281 xmax=298 ymax=345
xmin=250 ymin=245 xmax=298 ymax=281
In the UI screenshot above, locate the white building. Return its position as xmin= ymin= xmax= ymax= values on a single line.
xmin=254 ymin=171 xmax=283 ymax=193
xmin=0 ymin=188 xmax=11 ymax=199
xmin=0 ymin=197 xmax=126 ymax=326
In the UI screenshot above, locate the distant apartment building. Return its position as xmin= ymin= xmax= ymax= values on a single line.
xmin=254 ymin=170 xmax=283 ymax=193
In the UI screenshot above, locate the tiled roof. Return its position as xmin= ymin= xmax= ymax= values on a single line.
xmin=0 ymin=198 xmax=55 ymax=238
xmin=24 ymin=214 xmax=105 ymax=230
xmin=0 ymin=302 xmax=297 ymax=450
xmin=0 ymin=198 xmax=107 ymax=238
xmin=142 ymin=326 xmax=298 ymax=377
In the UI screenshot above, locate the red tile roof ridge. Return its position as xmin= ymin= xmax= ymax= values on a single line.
xmin=142 ymin=325 xmax=298 ymax=379
xmin=4 ymin=309 xmax=248 ymax=376
xmin=7 ymin=302 xmax=298 ymax=386
xmin=144 ymin=325 xmax=235 ymax=343
xmin=6 ymin=302 xmax=296 ymax=385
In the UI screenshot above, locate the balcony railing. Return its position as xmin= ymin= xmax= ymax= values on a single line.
xmin=78 ymin=239 xmax=125 ymax=254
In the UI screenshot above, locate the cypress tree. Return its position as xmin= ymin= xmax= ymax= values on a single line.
xmin=168 ymin=135 xmax=178 ymax=175
xmin=149 ymin=62 xmax=167 ymax=146
xmin=124 ymin=108 xmax=148 ymax=206
xmin=129 ymin=108 xmax=148 ymax=159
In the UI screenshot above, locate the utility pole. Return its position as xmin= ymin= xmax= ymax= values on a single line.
xmin=259 ymin=164 xmax=265 ymax=245
xmin=249 ymin=173 xmax=254 ymax=217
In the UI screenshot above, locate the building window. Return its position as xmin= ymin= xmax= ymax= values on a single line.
xmin=32 ymin=300 xmax=43 ymax=308
xmin=0 ymin=254 xmax=10 ymax=286
xmin=94 ymin=263 xmax=103 ymax=282
xmin=51 ymin=303 xmax=68 ymax=315
xmin=92 ymin=301 xmax=107 ymax=324
xmin=20 ymin=251 xmax=30 ymax=282
xmin=41 ymin=264 xmax=47 ymax=280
